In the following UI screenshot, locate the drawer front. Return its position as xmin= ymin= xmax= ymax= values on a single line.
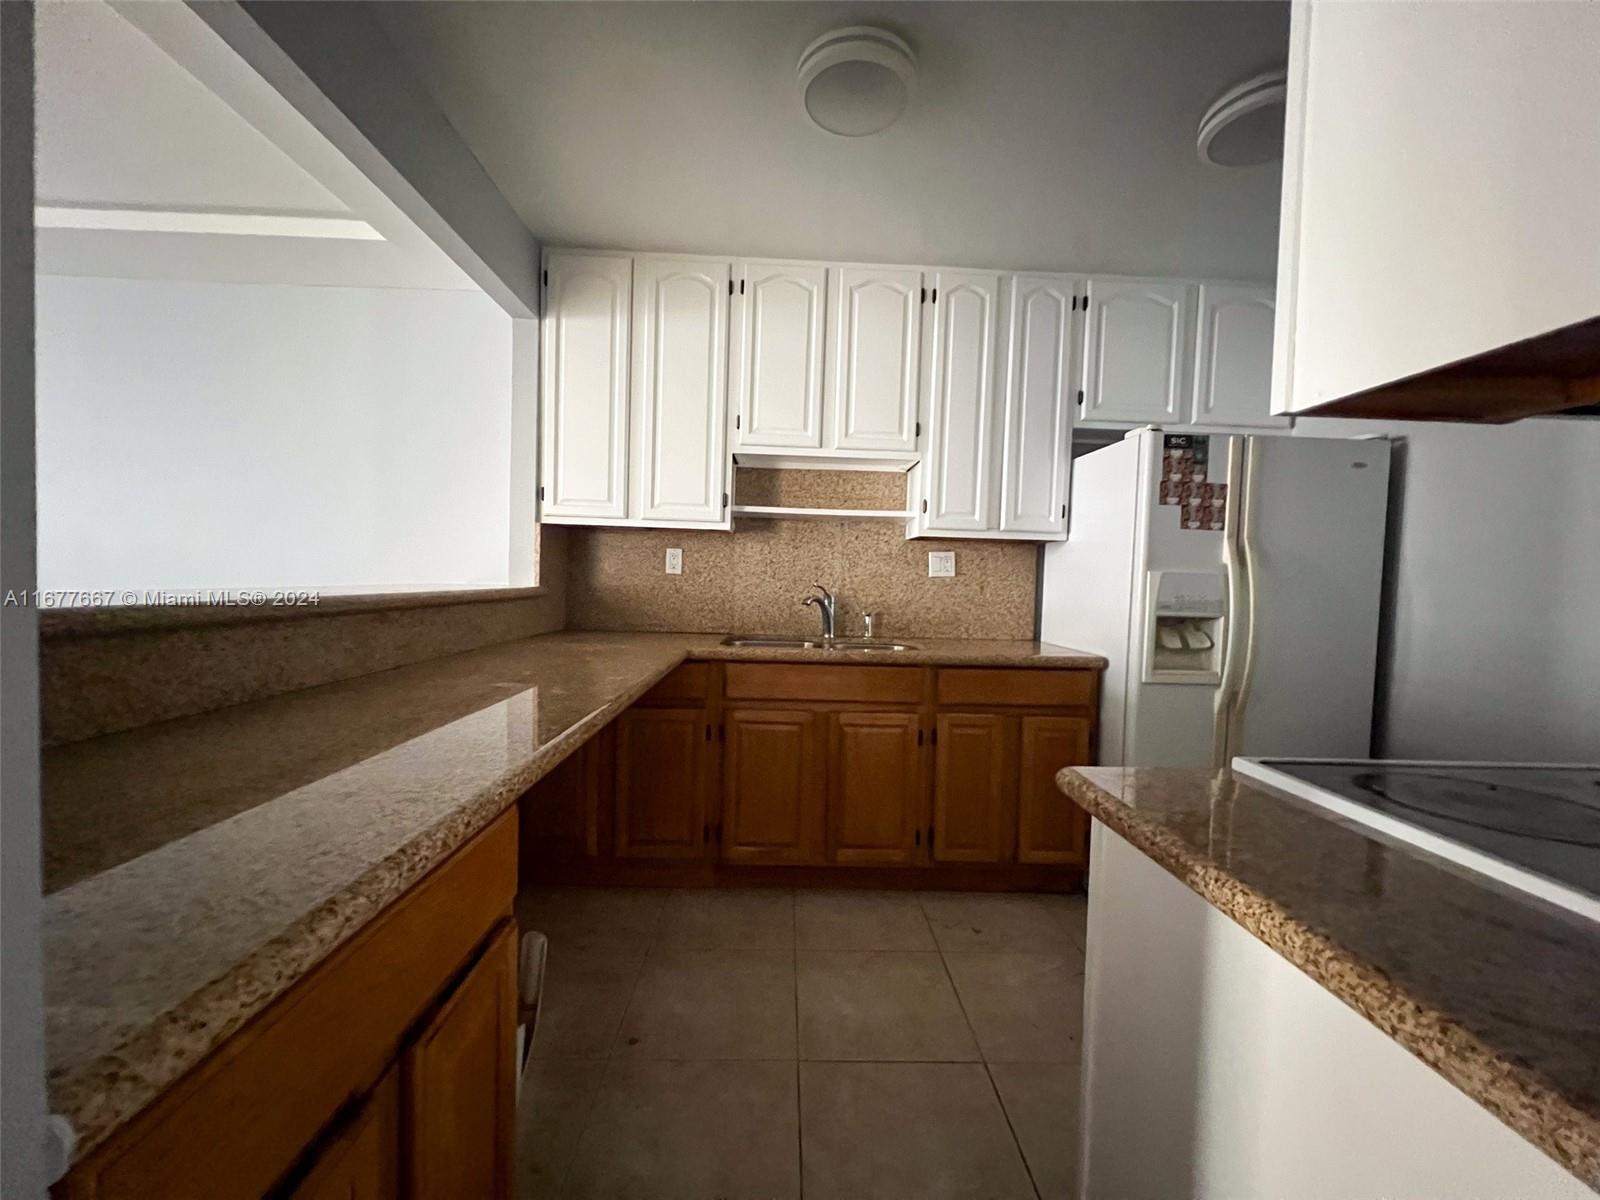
xmin=724 ymin=663 xmax=923 ymax=705
xmin=637 ymin=662 xmax=710 ymax=705
xmin=936 ymin=668 xmax=1096 ymax=709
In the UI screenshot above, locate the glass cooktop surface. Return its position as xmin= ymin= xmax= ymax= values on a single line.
xmin=1239 ymin=760 xmax=1600 ymax=902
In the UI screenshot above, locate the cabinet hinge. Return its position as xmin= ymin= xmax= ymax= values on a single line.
xmin=705 ymin=724 xmax=712 ymax=742
xmin=915 ymin=421 xmax=921 ymax=438
xmin=722 ymin=492 xmax=729 ymax=509
xmin=735 ymin=414 xmax=741 ymax=430
xmin=719 ymin=724 xmax=726 ymax=742
xmin=920 ymin=286 xmax=927 ymax=304
xmin=915 ymin=828 xmax=922 ymax=847
xmin=1061 ymin=503 xmax=1068 ymax=519
xmin=538 ymin=485 xmax=546 ymax=501
xmin=917 ymin=728 xmax=924 ymax=746
xmin=542 ymin=268 xmax=548 ymax=287
xmin=931 ymin=727 xmax=938 ymax=746
xmin=1076 ymin=388 xmax=1085 ymax=407
xmin=729 ymin=278 xmax=734 ymax=296
xmin=739 ymin=279 xmax=745 ymax=295
xmin=920 ymin=499 xmax=928 ymax=514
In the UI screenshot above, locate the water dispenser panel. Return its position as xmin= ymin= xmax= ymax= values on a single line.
xmin=1144 ymin=570 xmax=1226 ymax=683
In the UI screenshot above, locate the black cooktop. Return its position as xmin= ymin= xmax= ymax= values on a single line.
xmin=1273 ymin=762 xmax=1600 ymax=898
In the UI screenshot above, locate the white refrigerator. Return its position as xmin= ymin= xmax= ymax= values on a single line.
xmin=1041 ymin=428 xmax=1391 ymax=767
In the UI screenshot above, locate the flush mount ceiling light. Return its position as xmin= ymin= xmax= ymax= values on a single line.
xmin=1197 ymin=67 xmax=1288 ymax=167
xmin=797 ymin=26 xmax=917 ymax=137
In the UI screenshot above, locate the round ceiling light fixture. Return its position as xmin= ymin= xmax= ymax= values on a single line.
xmin=797 ymin=26 xmax=917 ymax=137
xmin=1196 ymin=67 xmax=1288 ymax=167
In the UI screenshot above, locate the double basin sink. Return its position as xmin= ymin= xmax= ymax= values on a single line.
xmin=721 ymin=635 xmax=918 ymax=652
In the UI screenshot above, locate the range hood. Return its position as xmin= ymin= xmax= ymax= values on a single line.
xmin=1302 ymin=315 xmax=1600 ymax=423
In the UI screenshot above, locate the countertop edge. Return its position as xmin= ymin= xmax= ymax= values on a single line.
xmin=51 ymin=648 xmax=689 ymax=1165
xmin=1056 ymin=766 xmax=1600 ymax=1188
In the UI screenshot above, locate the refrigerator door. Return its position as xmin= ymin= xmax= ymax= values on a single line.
xmin=1223 ymin=435 xmax=1391 ymax=760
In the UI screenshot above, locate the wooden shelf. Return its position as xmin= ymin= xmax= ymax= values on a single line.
xmin=730 ymin=505 xmax=911 ymax=521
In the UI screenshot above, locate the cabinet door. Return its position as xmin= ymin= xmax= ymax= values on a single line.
xmin=633 ymin=257 xmax=731 ymax=525
xmin=540 ymin=251 xmax=631 ymax=519
xmin=722 ymin=708 xmax=823 ymax=864
xmin=403 ymin=923 xmax=516 ymax=1200
xmin=933 ymin=714 xmax=1011 ymax=863
xmin=289 ymin=1067 xmax=399 ymax=1200
xmin=1016 ymin=716 xmax=1092 ymax=865
xmin=614 ymin=707 xmax=707 ymax=859
xmin=827 ymin=711 xmax=922 ymax=865
xmin=1191 ymin=283 xmax=1287 ymax=429
xmin=826 ymin=266 xmax=923 ymax=453
xmin=1080 ymin=279 xmax=1190 ymax=426
xmin=733 ymin=261 xmax=827 ymax=449
xmin=999 ymin=274 xmax=1076 ymax=535
xmin=922 ymin=270 xmax=1001 ymax=532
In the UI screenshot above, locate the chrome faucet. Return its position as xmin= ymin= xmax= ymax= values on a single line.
xmin=801 ymin=583 xmax=837 ymax=640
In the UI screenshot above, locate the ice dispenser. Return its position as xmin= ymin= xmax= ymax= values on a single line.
xmin=1142 ymin=570 xmax=1226 ymax=683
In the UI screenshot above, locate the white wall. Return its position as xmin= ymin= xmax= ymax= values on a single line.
xmin=37 ymin=275 xmax=519 ymax=594
xmin=1297 ymin=416 xmax=1600 ymax=762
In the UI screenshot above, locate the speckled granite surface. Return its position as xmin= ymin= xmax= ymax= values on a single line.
xmin=1058 ymin=766 xmax=1600 ymax=1188
xmin=45 ymin=631 xmax=1102 ymax=1161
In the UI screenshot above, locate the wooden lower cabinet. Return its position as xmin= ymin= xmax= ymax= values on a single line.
xmin=289 ymin=1069 xmax=400 ymax=1200
xmin=1017 ymin=715 xmax=1093 ymax=864
xmin=827 ymin=711 xmax=924 ymax=866
xmin=933 ymin=713 xmax=1011 ymax=864
xmin=613 ymin=706 xmax=707 ymax=860
xmin=404 ymin=922 xmax=519 ymax=1200
xmin=56 ymin=814 xmax=519 ymax=1200
xmin=721 ymin=707 xmax=823 ymax=864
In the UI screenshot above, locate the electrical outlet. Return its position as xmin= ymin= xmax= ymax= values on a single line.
xmin=665 ymin=548 xmax=683 ymax=575
xmin=927 ymin=551 xmax=956 ymax=578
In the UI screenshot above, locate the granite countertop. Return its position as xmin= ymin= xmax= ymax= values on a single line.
xmin=1058 ymin=766 xmax=1600 ymax=1188
xmin=45 ymin=630 xmax=1102 ymax=1160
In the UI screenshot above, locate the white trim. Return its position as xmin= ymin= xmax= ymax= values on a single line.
xmin=34 ymin=205 xmax=382 ymax=240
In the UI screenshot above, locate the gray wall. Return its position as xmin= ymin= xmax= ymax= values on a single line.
xmin=1297 ymin=415 xmax=1600 ymax=762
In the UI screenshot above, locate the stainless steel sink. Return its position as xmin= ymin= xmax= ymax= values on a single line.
xmin=720 ymin=636 xmax=918 ymax=652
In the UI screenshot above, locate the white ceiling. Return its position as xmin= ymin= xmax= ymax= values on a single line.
xmin=373 ymin=1 xmax=1290 ymax=280
xmin=34 ymin=0 xmax=477 ymax=291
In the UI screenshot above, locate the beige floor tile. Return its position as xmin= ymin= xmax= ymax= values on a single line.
xmin=797 ymin=951 xmax=978 ymax=1062
xmin=990 ymin=1061 xmax=1082 ymax=1200
xmin=920 ymin=891 xmax=1080 ymax=953
xmin=943 ymin=952 xmax=1084 ymax=1063
xmin=529 ymin=943 xmax=646 ymax=1060
xmin=796 ymin=890 xmax=937 ymax=951
xmin=517 ymin=887 xmax=666 ymax=946
xmin=656 ymin=888 xmax=795 ymax=949
xmin=1037 ymin=891 xmax=1089 ymax=952
xmin=799 ymin=1061 xmax=1035 ymax=1200
xmin=565 ymin=1059 xmax=800 ymax=1200
xmin=516 ymin=1056 xmax=607 ymax=1199
xmin=614 ymin=947 xmax=796 ymax=1059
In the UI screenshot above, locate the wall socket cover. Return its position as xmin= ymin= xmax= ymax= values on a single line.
xmin=927 ymin=551 xmax=955 ymax=578
xmin=665 ymin=548 xmax=683 ymax=575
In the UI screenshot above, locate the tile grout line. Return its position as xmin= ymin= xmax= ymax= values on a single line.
xmin=923 ymin=890 xmax=1046 ymax=1200
xmin=792 ymin=889 xmax=805 ymax=1200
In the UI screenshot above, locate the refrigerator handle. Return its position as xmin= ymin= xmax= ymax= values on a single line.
xmin=1212 ymin=437 xmax=1260 ymax=767
xmin=1231 ymin=437 xmax=1265 ymax=757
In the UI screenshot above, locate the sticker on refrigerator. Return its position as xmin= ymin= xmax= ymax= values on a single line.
xmin=1160 ymin=435 xmax=1227 ymax=531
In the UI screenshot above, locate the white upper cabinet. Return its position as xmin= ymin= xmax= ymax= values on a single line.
xmin=732 ymin=261 xmax=827 ymax=451
xmin=1079 ymin=279 xmax=1190 ymax=426
xmin=540 ymin=251 xmax=631 ymax=520
xmin=827 ymin=266 xmax=923 ymax=454
xmin=1274 ymin=0 xmax=1600 ymax=416
xmin=921 ymin=270 xmax=1000 ymax=533
xmin=631 ymin=257 xmax=730 ymax=526
xmin=999 ymin=273 xmax=1077 ymax=536
xmin=1191 ymin=284 xmax=1286 ymax=429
